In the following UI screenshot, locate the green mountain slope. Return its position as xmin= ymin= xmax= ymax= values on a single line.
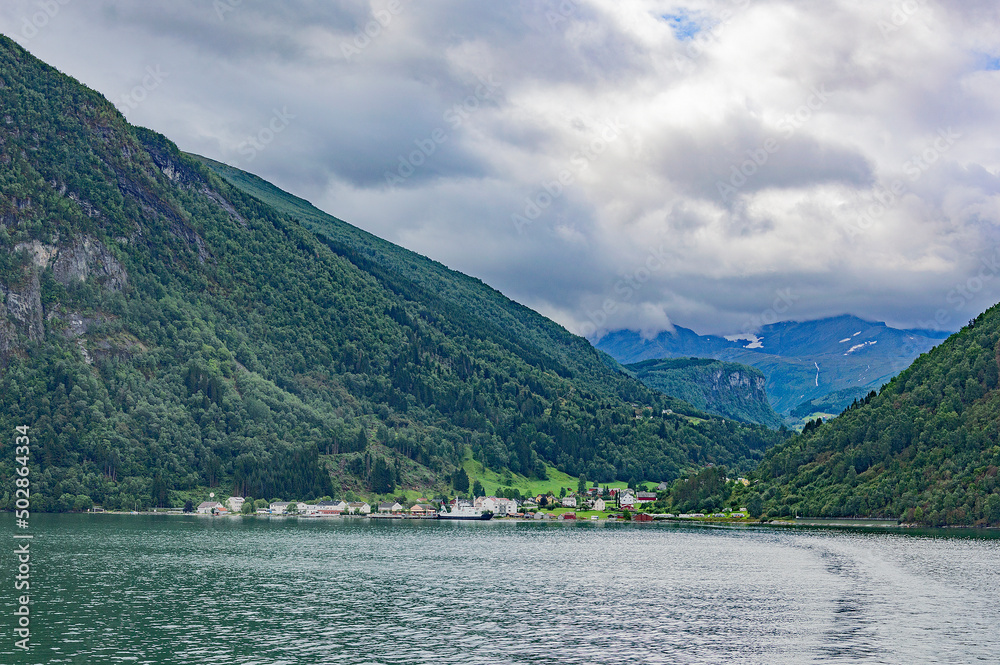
xmin=0 ymin=36 xmax=786 ymax=511
xmin=747 ymin=304 xmax=1000 ymax=526
xmin=788 ymin=385 xmax=878 ymax=422
xmin=194 ymin=155 xmax=643 ymax=400
xmin=625 ymin=358 xmax=783 ymax=429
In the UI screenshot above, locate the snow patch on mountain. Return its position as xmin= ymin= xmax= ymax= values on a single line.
xmin=845 ymin=340 xmax=877 ymax=355
xmin=725 ymin=334 xmax=763 ymax=349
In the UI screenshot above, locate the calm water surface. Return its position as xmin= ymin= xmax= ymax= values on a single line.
xmin=3 ymin=514 xmax=1000 ymax=664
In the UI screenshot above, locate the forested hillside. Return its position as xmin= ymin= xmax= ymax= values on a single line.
xmin=748 ymin=305 xmax=1000 ymax=526
xmin=0 ymin=36 xmax=787 ymax=511
xmin=625 ymin=358 xmax=783 ymax=429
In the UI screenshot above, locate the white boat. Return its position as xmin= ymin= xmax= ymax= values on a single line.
xmin=437 ymin=505 xmax=493 ymax=521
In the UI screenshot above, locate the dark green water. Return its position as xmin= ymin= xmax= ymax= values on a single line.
xmin=3 ymin=514 xmax=1000 ymax=664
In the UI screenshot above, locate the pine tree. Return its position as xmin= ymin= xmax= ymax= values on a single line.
xmin=452 ymin=468 xmax=470 ymax=493
xmin=372 ymin=458 xmax=395 ymax=494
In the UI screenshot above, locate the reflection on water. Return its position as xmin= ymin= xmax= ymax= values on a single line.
xmin=3 ymin=516 xmax=999 ymax=665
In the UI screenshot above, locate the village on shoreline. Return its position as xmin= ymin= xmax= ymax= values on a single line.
xmin=84 ymin=485 xmax=757 ymax=523
xmin=78 ymin=476 xmax=943 ymax=529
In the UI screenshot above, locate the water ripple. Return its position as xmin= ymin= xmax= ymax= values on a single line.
xmin=3 ymin=516 xmax=999 ymax=664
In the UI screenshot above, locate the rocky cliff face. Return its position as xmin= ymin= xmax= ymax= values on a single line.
xmin=626 ymin=358 xmax=784 ymax=429
xmin=49 ymin=236 xmax=128 ymax=291
xmin=710 ymin=368 xmax=768 ymax=398
xmin=0 ymin=235 xmax=127 ymax=358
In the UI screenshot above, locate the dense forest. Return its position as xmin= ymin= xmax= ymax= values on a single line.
xmin=740 ymin=305 xmax=1000 ymax=526
xmin=624 ymin=357 xmax=783 ymax=428
xmin=0 ymin=36 xmax=787 ymax=511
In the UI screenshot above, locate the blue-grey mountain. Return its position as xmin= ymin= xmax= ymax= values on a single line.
xmin=597 ymin=315 xmax=949 ymax=417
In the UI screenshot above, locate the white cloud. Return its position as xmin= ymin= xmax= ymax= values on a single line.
xmin=2 ymin=0 xmax=999 ymax=337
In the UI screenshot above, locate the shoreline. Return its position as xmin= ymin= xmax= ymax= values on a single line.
xmin=12 ymin=510 xmax=998 ymax=531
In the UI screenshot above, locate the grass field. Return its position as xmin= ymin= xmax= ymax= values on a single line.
xmin=459 ymin=449 xmax=651 ymax=498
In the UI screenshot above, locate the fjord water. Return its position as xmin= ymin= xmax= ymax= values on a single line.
xmin=5 ymin=515 xmax=1000 ymax=664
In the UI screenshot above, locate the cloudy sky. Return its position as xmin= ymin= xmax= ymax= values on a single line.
xmin=3 ymin=0 xmax=999 ymax=338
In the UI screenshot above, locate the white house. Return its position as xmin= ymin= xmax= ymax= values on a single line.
xmin=226 ymin=496 xmax=245 ymax=512
xmin=347 ymin=501 xmax=371 ymax=515
xmin=561 ymin=495 xmax=577 ymax=508
xmin=269 ymin=501 xmax=291 ymax=514
xmin=378 ymin=502 xmax=403 ymax=513
xmin=475 ymin=497 xmax=497 ymax=512
xmin=475 ymin=497 xmax=517 ymax=515
xmin=495 ymin=498 xmax=518 ymax=516
xmin=315 ymin=501 xmax=346 ymax=515
xmin=619 ymin=494 xmax=636 ymax=508
xmin=197 ymin=501 xmax=224 ymax=515
xmin=592 ymin=498 xmax=606 ymax=512
xmin=274 ymin=501 xmax=308 ymax=514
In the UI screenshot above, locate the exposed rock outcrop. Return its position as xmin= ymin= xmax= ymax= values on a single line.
xmin=710 ymin=368 xmax=768 ymax=397
xmin=2 ymin=243 xmax=46 ymax=345
xmin=51 ymin=236 xmax=128 ymax=291
xmin=627 ymin=358 xmax=784 ymax=429
xmin=0 ymin=235 xmax=128 ymax=356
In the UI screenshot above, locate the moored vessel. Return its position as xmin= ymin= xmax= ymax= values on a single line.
xmin=436 ymin=505 xmax=493 ymax=521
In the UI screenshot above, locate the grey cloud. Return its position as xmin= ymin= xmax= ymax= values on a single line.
xmin=99 ymin=1 xmax=361 ymax=64
xmin=2 ymin=0 xmax=998 ymax=338
xmin=651 ymin=115 xmax=874 ymax=204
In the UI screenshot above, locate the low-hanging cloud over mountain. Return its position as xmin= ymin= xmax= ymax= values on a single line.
xmin=3 ymin=0 xmax=998 ymax=337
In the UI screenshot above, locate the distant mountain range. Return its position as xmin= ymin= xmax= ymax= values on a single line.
xmin=596 ymin=315 xmax=951 ymax=417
